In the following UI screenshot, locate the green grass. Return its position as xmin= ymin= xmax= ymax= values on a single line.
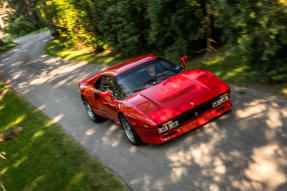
xmin=45 ymin=39 xmax=125 ymax=66
xmin=189 ymin=50 xmax=287 ymax=98
xmin=0 ymin=41 xmax=17 ymax=52
xmin=0 ymin=81 xmax=128 ymax=191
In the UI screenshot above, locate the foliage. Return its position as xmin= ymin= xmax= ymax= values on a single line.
xmin=0 ymin=80 xmax=128 ymax=191
xmin=0 ymin=39 xmax=4 ymax=46
xmin=212 ymin=0 xmax=287 ymax=82
xmin=2 ymin=0 xmax=46 ymax=37
xmin=7 ymin=0 xmax=286 ymax=83
xmin=4 ymin=16 xmax=38 ymax=37
xmin=0 ymin=39 xmax=16 ymax=52
xmin=40 ymin=0 xmax=212 ymax=56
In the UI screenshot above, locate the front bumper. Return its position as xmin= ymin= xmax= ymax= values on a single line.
xmin=138 ymin=100 xmax=232 ymax=144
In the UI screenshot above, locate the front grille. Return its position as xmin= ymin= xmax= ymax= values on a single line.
xmin=158 ymin=90 xmax=230 ymax=128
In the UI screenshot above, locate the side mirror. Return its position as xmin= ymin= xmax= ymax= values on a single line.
xmin=181 ymin=55 xmax=188 ymax=70
xmin=101 ymin=91 xmax=114 ymax=102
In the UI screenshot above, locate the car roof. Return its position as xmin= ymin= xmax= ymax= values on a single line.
xmin=101 ymin=55 xmax=158 ymax=76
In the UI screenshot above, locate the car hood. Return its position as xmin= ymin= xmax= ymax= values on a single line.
xmin=131 ymin=69 xmax=230 ymax=125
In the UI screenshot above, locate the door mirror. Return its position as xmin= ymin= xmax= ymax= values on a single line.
xmin=181 ymin=55 xmax=188 ymax=70
xmin=101 ymin=91 xmax=114 ymax=102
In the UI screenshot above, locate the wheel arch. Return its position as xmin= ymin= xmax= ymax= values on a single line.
xmin=81 ymin=94 xmax=85 ymax=101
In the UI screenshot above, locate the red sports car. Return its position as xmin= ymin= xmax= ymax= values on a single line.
xmin=79 ymin=55 xmax=232 ymax=145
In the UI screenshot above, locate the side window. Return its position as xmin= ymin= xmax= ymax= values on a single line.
xmin=113 ymin=79 xmax=126 ymax=100
xmin=94 ymin=75 xmax=114 ymax=93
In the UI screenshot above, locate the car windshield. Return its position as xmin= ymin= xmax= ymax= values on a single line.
xmin=116 ymin=57 xmax=184 ymax=98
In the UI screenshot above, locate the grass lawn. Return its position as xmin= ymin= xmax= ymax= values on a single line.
xmin=45 ymin=39 xmax=125 ymax=66
xmin=190 ymin=50 xmax=287 ymax=98
xmin=45 ymin=40 xmax=287 ymax=98
xmin=0 ymin=81 xmax=128 ymax=191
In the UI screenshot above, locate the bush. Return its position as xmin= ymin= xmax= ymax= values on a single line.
xmin=212 ymin=0 xmax=287 ymax=82
xmin=3 ymin=0 xmax=46 ymax=37
xmin=4 ymin=16 xmax=37 ymax=37
xmin=40 ymin=0 xmax=287 ymax=83
xmin=41 ymin=0 xmax=212 ymax=56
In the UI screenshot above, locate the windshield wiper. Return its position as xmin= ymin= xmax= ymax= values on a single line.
xmin=143 ymin=73 xmax=169 ymax=85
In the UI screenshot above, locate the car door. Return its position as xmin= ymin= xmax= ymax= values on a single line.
xmin=94 ymin=75 xmax=119 ymax=121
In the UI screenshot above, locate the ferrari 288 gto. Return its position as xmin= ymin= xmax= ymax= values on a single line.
xmin=79 ymin=55 xmax=232 ymax=145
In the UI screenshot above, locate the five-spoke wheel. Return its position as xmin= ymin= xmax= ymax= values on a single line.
xmin=120 ymin=115 xmax=142 ymax=145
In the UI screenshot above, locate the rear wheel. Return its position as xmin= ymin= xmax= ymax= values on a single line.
xmin=120 ymin=115 xmax=142 ymax=145
xmin=83 ymin=97 xmax=104 ymax=122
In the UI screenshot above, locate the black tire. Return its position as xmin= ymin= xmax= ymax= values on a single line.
xmin=82 ymin=97 xmax=105 ymax=122
xmin=120 ymin=115 xmax=142 ymax=145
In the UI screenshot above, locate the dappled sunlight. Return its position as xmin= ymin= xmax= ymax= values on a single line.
xmin=170 ymin=166 xmax=187 ymax=183
xmin=11 ymin=70 xmax=24 ymax=81
xmin=44 ymin=114 xmax=63 ymax=127
xmin=46 ymin=39 xmax=123 ymax=67
xmin=205 ymin=55 xmax=225 ymax=66
xmin=266 ymin=107 xmax=283 ymax=129
xmin=1 ymin=167 xmax=9 ymax=175
xmin=13 ymin=156 xmax=27 ymax=168
xmin=29 ymin=59 xmax=87 ymax=86
xmin=279 ymin=0 xmax=287 ymax=5
xmin=152 ymin=179 xmax=165 ymax=190
xmin=63 ymin=172 xmax=84 ymax=191
xmin=0 ymin=105 xmax=5 ymax=111
xmin=235 ymin=99 xmax=266 ymax=119
xmin=32 ymin=130 xmax=44 ymax=140
xmin=131 ymin=174 xmax=152 ymax=191
xmin=167 ymin=123 xmax=225 ymax=166
xmin=10 ymin=61 xmax=23 ymax=67
xmin=0 ymin=88 xmax=8 ymax=101
xmin=52 ymin=75 xmax=74 ymax=88
xmin=104 ymin=124 xmax=119 ymax=136
xmin=282 ymin=109 xmax=287 ymax=117
xmin=37 ymin=104 xmax=46 ymax=110
xmin=157 ymin=93 xmax=287 ymax=190
xmin=245 ymin=144 xmax=287 ymax=190
xmin=100 ymin=56 xmax=115 ymax=64
xmin=40 ymin=54 xmax=48 ymax=58
xmin=3 ymin=114 xmax=25 ymax=131
xmin=52 ymin=114 xmax=63 ymax=123
xmin=225 ymin=65 xmax=248 ymax=78
xmin=44 ymin=120 xmax=55 ymax=127
xmin=129 ymin=145 xmax=137 ymax=153
xmin=85 ymin=128 xmax=95 ymax=136
xmin=100 ymin=124 xmax=124 ymax=147
xmin=25 ymin=176 xmax=45 ymax=191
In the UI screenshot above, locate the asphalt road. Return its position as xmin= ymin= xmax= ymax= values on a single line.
xmin=1 ymin=31 xmax=287 ymax=191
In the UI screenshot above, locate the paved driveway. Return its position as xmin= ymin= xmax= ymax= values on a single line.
xmin=1 ymin=31 xmax=287 ymax=191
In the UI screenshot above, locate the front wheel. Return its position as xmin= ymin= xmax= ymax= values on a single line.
xmin=83 ymin=97 xmax=104 ymax=122
xmin=120 ymin=115 xmax=142 ymax=145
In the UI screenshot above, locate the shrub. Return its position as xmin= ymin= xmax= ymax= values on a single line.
xmin=4 ymin=0 xmax=46 ymax=37
xmin=41 ymin=0 xmax=212 ymax=56
xmin=212 ymin=0 xmax=287 ymax=82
